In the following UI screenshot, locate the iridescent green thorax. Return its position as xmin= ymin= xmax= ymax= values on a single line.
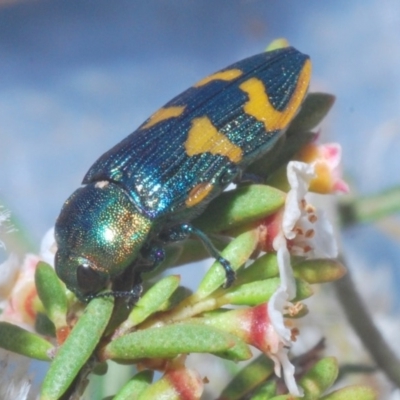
xmin=55 ymin=181 xmax=152 ymax=298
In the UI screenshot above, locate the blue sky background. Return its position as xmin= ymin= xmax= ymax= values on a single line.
xmin=1 ymin=0 xmax=400 ymax=394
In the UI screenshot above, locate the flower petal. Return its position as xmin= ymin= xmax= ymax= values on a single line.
xmin=268 ymin=286 xmax=292 ymax=344
xmin=273 ymin=240 xmax=296 ymax=299
xmin=283 ymin=161 xmax=315 ymax=240
xmin=268 ymin=289 xmax=304 ymax=396
xmin=0 ymin=254 xmax=19 ymax=302
xmin=278 ymin=347 xmax=304 ymax=397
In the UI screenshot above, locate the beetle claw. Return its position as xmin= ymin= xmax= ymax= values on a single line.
xmin=218 ymin=257 xmax=236 ymax=288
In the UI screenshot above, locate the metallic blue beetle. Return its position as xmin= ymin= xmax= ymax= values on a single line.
xmin=55 ymin=46 xmax=311 ymax=301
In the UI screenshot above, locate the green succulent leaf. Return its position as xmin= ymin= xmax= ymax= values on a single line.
xmin=35 ymin=261 xmax=68 ymax=329
xmin=286 ymin=92 xmax=336 ymax=136
xmin=249 ymin=380 xmax=277 ymax=399
xmin=157 ymin=286 xmax=193 ymax=311
xmin=123 ymin=275 xmax=181 ymax=329
xmin=35 ymin=312 xmax=56 ymax=337
xmin=219 ymin=353 xmax=274 ymax=400
xmin=320 ymin=385 xmax=377 ymax=400
xmin=103 ymin=323 xmax=252 ymax=362
xmin=299 ymin=356 xmax=338 ymax=398
xmin=219 ymin=278 xmax=280 ymax=306
xmin=136 ymin=368 xmax=202 ymax=400
xmin=293 ymin=258 xmax=346 ymax=284
xmin=0 ymin=321 xmax=53 ymax=361
xmin=113 ymin=370 xmax=154 ymax=400
xmin=236 ymin=253 xmax=279 ymax=285
xmin=196 ymin=229 xmax=259 ymax=299
xmin=218 ymin=277 xmax=312 ymax=306
xmin=339 ymin=186 xmax=400 ymax=226
xmin=40 ymin=296 xmax=114 ymax=400
xmin=194 ymin=184 xmax=285 ymax=233
xmin=293 ymin=278 xmax=314 ymax=301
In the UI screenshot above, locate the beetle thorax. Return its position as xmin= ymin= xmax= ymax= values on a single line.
xmin=54 ymin=181 xmax=152 ymax=297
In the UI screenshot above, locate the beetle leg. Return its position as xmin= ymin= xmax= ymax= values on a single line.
xmin=235 ymin=172 xmax=265 ymax=184
xmin=179 ymin=223 xmax=236 ymax=287
xmin=158 ymin=225 xmax=190 ymax=243
xmin=92 ymin=264 xmax=144 ymax=304
xmin=159 ymin=223 xmax=236 ymax=286
xmin=122 ymin=273 xmax=144 ymax=306
xmin=108 ymin=281 xmax=143 ymax=305
xmin=139 ymin=243 xmax=166 ymax=269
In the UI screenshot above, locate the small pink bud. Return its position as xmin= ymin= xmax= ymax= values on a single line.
xmin=298 ymin=143 xmax=349 ymax=194
xmin=258 ymin=212 xmax=284 ymax=252
xmin=164 ymin=367 xmax=204 ymax=400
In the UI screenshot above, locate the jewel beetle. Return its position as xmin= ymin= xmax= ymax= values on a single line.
xmin=54 ymin=46 xmax=311 ymax=302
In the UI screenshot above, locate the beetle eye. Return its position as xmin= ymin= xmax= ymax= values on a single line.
xmin=76 ymin=263 xmax=107 ymax=297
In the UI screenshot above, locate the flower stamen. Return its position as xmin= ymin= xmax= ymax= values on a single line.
xmin=305 ymin=229 xmax=315 ymax=238
xmin=308 ymin=214 xmax=318 ymax=223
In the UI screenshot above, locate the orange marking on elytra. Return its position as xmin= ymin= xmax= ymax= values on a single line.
xmin=186 ymin=182 xmax=214 ymax=207
xmin=184 ymin=116 xmax=243 ymax=163
xmin=141 ymin=106 xmax=186 ymax=129
xmin=239 ymin=59 xmax=311 ymax=131
xmin=194 ymin=68 xmax=242 ymax=87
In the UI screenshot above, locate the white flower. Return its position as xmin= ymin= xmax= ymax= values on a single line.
xmin=268 ymin=286 xmax=303 ymax=396
xmin=273 ymin=161 xmax=338 ymax=301
xmin=266 ymin=160 xmax=339 ymax=396
xmin=0 ymin=228 xmax=56 ymax=330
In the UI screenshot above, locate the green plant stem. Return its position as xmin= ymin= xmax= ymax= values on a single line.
xmin=334 ymin=256 xmax=400 ymax=388
xmin=339 ymin=187 xmax=400 ymax=226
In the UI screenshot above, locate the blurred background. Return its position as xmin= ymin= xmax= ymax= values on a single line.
xmin=0 ymin=0 xmax=400 ymax=398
